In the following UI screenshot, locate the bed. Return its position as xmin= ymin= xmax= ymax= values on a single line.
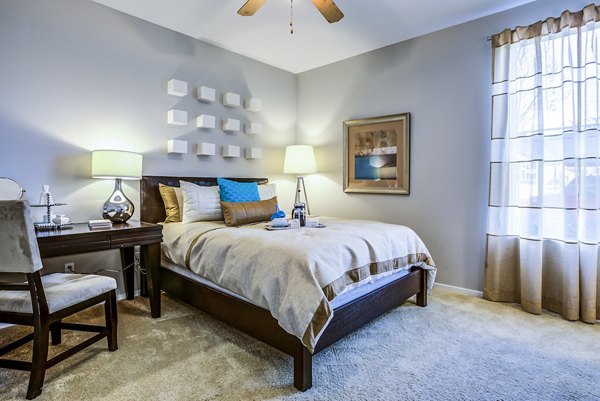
xmin=140 ymin=175 xmax=436 ymax=391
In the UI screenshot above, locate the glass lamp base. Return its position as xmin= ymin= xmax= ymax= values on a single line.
xmin=102 ymin=178 xmax=134 ymax=223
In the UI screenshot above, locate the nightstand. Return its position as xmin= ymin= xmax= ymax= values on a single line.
xmin=35 ymin=221 xmax=163 ymax=308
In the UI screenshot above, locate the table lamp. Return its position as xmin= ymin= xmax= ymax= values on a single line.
xmin=283 ymin=145 xmax=317 ymax=215
xmin=91 ymin=150 xmax=142 ymax=223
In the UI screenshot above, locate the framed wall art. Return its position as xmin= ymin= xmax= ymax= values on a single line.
xmin=343 ymin=113 xmax=410 ymax=194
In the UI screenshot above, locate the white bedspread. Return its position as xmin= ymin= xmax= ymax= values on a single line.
xmin=162 ymin=218 xmax=436 ymax=352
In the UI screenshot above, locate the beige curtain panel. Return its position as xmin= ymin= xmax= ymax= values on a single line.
xmin=492 ymin=4 xmax=600 ymax=48
xmin=485 ymin=4 xmax=600 ymax=323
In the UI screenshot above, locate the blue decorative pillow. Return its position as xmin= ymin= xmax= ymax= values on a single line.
xmin=217 ymin=178 xmax=260 ymax=203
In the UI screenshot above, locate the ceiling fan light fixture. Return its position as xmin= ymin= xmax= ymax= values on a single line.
xmin=237 ymin=0 xmax=344 ymax=26
xmin=310 ymin=0 xmax=344 ymax=23
xmin=237 ymin=0 xmax=266 ymax=16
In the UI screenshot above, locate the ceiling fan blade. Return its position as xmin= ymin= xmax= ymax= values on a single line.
xmin=310 ymin=0 xmax=344 ymax=23
xmin=237 ymin=0 xmax=267 ymax=16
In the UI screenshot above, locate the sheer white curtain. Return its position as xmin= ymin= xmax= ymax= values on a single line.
xmin=485 ymin=5 xmax=600 ymax=323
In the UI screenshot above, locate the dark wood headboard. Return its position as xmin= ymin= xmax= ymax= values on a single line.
xmin=140 ymin=176 xmax=268 ymax=224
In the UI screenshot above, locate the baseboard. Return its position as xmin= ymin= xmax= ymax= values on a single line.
xmin=116 ymin=289 xmax=141 ymax=301
xmin=434 ymin=282 xmax=483 ymax=298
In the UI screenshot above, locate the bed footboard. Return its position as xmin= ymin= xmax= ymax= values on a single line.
xmin=314 ymin=268 xmax=426 ymax=353
xmin=416 ymin=267 xmax=428 ymax=307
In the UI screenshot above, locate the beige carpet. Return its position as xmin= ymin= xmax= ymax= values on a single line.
xmin=1 ymin=289 xmax=599 ymax=401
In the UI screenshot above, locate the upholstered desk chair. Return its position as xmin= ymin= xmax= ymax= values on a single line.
xmin=0 ymin=200 xmax=118 ymax=399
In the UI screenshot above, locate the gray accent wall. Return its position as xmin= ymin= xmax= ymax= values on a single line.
xmin=0 ymin=0 xmax=296 ymax=291
xmin=0 ymin=0 xmax=297 ymax=224
xmin=296 ymin=0 xmax=588 ymax=292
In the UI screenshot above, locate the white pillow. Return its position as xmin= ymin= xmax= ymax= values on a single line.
xmin=180 ymin=181 xmax=223 ymax=223
xmin=258 ymin=183 xmax=277 ymax=200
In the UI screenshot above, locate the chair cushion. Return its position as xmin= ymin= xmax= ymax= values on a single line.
xmin=0 ymin=273 xmax=117 ymax=314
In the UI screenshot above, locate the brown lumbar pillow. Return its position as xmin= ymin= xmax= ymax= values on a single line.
xmin=159 ymin=183 xmax=181 ymax=223
xmin=220 ymin=197 xmax=278 ymax=227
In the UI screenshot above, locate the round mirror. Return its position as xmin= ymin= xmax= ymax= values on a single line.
xmin=0 ymin=177 xmax=25 ymax=200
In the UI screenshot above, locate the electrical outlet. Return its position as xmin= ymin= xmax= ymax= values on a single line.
xmin=64 ymin=262 xmax=75 ymax=273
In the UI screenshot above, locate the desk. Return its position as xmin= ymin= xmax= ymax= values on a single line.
xmin=36 ymin=221 xmax=162 ymax=306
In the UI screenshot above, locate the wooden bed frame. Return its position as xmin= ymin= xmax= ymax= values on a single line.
xmin=140 ymin=175 xmax=427 ymax=391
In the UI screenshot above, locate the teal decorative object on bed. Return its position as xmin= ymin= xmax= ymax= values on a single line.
xmin=217 ymin=177 xmax=260 ymax=202
xmin=271 ymin=204 xmax=286 ymax=220
xmin=271 ymin=204 xmax=287 ymax=227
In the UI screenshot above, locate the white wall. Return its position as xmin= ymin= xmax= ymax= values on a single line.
xmin=296 ymin=0 xmax=588 ymax=291
xmin=0 ymin=0 xmax=297 ymax=294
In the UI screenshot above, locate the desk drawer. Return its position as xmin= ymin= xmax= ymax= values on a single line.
xmin=39 ymin=240 xmax=111 ymax=258
xmin=111 ymin=232 xmax=163 ymax=248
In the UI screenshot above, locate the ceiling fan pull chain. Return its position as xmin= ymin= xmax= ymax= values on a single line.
xmin=290 ymin=0 xmax=294 ymax=34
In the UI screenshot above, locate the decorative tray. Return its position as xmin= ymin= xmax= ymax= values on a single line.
xmin=265 ymin=224 xmax=292 ymax=231
xmin=265 ymin=223 xmax=326 ymax=231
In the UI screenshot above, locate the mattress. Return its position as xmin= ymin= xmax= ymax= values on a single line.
xmin=161 ymin=258 xmax=411 ymax=309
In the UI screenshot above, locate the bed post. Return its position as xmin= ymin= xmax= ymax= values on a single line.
xmin=416 ymin=268 xmax=428 ymax=307
xmin=293 ymin=345 xmax=312 ymax=391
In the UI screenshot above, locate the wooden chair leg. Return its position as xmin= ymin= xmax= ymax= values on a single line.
xmin=50 ymin=321 xmax=61 ymax=345
xmin=105 ymin=290 xmax=118 ymax=352
xmin=27 ymin=320 xmax=49 ymax=400
xmin=293 ymin=346 xmax=312 ymax=391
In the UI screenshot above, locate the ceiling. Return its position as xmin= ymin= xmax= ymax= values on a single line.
xmin=92 ymin=0 xmax=536 ymax=74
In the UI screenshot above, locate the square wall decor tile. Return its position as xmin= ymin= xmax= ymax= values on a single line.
xmin=246 ymin=147 xmax=262 ymax=159
xmin=197 ymin=86 xmax=216 ymax=102
xmin=245 ymin=122 xmax=261 ymax=135
xmin=245 ymin=98 xmax=261 ymax=112
xmin=197 ymin=142 xmax=216 ymax=156
xmin=222 ymin=118 xmax=240 ymax=132
xmin=167 ymin=139 xmax=188 ymax=154
xmin=197 ymin=114 xmax=216 ymax=129
xmin=223 ymin=92 xmax=241 ymax=108
xmin=167 ymin=109 xmax=187 ymax=125
xmin=167 ymin=79 xmax=188 ymax=97
xmin=222 ymin=145 xmax=240 ymax=158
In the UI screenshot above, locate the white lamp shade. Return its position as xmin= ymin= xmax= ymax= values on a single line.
xmin=284 ymin=145 xmax=317 ymax=174
xmin=91 ymin=150 xmax=143 ymax=180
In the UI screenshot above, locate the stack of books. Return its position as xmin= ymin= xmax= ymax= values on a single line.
xmin=88 ymin=219 xmax=112 ymax=229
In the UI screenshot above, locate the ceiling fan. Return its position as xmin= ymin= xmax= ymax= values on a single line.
xmin=237 ymin=0 xmax=344 ymax=23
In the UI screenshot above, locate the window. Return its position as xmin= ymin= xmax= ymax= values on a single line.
xmin=485 ymin=5 xmax=600 ymax=324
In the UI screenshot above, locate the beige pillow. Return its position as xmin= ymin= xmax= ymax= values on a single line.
xmin=159 ymin=184 xmax=183 ymax=223
xmin=220 ymin=197 xmax=278 ymax=227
